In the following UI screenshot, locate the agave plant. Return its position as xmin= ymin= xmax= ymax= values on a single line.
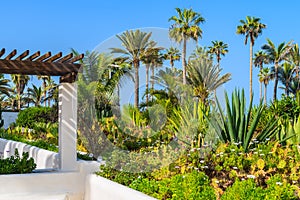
xmin=208 ymin=89 xmax=279 ymax=151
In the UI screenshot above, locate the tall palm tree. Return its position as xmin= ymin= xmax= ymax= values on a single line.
xmin=208 ymin=40 xmax=229 ymax=65
xmin=163 ymin=47 xmax=181 ymax=68
xmin=254 ymin=50 xmax=269 ymax=101
xmin=236 ymin=16 xmax=266 ymax=99
xmin=141 ymin=44 xmax=163 ymax=106
xmin=258 ymin=67 xmax=272 ymax=105
xmin=10 ymin=74 xmax=30 ymax=111
xmin=261 ymin=39 xmax=294 ymax=100
xmin=111 ymin=29 xmax=155 ymax=108
xmin=169 ymin=7 xmax=205 ymax=85
xmin=37 ymin=75 xmax=50 ymax=106
xmin=27 ymin=84 xmax=43 ymax=106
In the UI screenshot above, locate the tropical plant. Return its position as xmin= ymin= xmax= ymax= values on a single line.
xmin=208 ymin=40 xmax=229 ymax=65
xmin=37 ymin=75 xmax=50 ymax=106
xmin=0 ymin=74 xmax=11 ymax=97
xmin=111 ymin=30 xmax=155 ymax=108
xmin=258 ymin=67 xmax=272 ymax=105
xmin=163 ymin=47 xmax=180 ymax=68
xmin=27 ymin=84 xmax=43 ymax=106
xmin=187 ymin=57 xmax=231 ymax=104
xmin=261 ymin=39 xmax=294 ymax=100
xmin=142 ymin=46 xmax=164 ymax=106
xmin=208 ymin=89 xmax=278 ymax=151
xmin=277 ymin=62 xmax=294 ymax=96
xmin=236 ymin=16 xmax=266 ymax=99
xmin=169 ymin=7 xmax=205 ymax=85
xmin=10 ymin=74 xmax=30 ymax=110
xmin=254 ymin=50 xmax=269 ymax=101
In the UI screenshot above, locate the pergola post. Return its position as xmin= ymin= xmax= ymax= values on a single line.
xmin=58 ymin=82 xmax=78 ymax=171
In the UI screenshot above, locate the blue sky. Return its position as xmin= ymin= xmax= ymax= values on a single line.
xmin=1 ymin=0 xmax=299 ymax=105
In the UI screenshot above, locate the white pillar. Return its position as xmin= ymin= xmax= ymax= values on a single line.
xmin=58 ymin=82 xmax=78 ymax=171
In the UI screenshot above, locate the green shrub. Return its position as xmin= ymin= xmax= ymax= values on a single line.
xmin=221 ymin=179 xmax=265 ymax=200
xmin=129 ymin=171 xmax=216 ymax=200
xmin=221 ymin=176 xmax=298 ymax=200
xmin=0 ymin=149 xmax=36 ymax=174
xmin=16 ymin=106 xmax=57 ymax=128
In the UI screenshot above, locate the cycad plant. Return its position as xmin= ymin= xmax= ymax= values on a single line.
xmin=208 ymin=89 xmax=278 ymax=151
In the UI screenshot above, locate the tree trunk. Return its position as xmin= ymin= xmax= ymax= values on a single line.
xmin=273 ymin=62 xmax=279 ymax=101
xmin=286 ymin=78 xmax=289 ymax=96
xmin=249 ymin=42 xmax=253 ymax=100
xmin=259 ymin=65 xmax=263 ymax=101
xmin=182 ymin=35 xmax=187 ymax=85
xmin=145 ymin=64 xmax=149 ymax=107
xmin=134 ymin=61 xmax=139 ymax=108
xmin=43 ymin=79 xmax=47 ymax=107
xmin=170 ymin=59 xmax=174 ymax=69
xmin=264 ymin=83 xmax=267 ymax=105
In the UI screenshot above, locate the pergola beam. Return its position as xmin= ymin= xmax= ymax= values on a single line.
xmin=0 ymin=48 xmax=83 ymax=83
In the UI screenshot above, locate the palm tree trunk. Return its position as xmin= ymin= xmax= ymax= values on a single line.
xmin=145 ymin=64 xmax=149 ymax=107
xmin=182 ymin=35 xmax=187 ymax=85
xmin=274 ymin=63 xmax=279 ymax=101
xmin=286 ymin=78 xmax=289 ymax=96
xmin=134 ymin=61 xmax=139 ymax=108
xmin=264 ymin=83 xmax=267 ymax=105
xmin=43 ymin=79 xmax=47 ymax=107
xmin=17 ymin=87 xmax=21 ymax=111
xmin=249 ymin=42 xmax=253 ymax=100
xmin=151 ymin=65 xmax=155 ymax=90
xmin=170 ymin=59 xmax=174 ymax=69
xmin=259 ymin=66 xmax=263 ymax=101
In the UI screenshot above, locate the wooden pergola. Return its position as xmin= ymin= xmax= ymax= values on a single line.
xmin=0 ymin=48 xmax=83 ymax=83
xmin=0 ymin=48 xmax=84 ymax=171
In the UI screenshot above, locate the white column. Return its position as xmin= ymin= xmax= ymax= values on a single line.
xmin=58 ymin=82 xmax=78 ymax=171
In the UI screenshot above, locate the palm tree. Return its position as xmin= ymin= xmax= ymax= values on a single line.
xmin=236 ymin=16 xmax=266 ymax=99
xmin=163 ymin=47 xmax=181 ymax=68
xmin=0 ymin=74 xmax=11 ymax=97
xmin=278 ymin=62 xmax=294 ymax=96
xmin=141 ymin=44 xmax=163 ymax=106
xmin=254 ymin=50 xmax=269 ymax=101
xmin=10 ymin=74 xmax=30 ymax=111
xmin=111 ymin=29 xmax=155 ymax=108
xmin=290 ymin=43 xmax=300 ymax=78
xmin=189 ymin=46 xmax=213 ymax=63
xmin=261 ymin=39 xmax=294 ymax=100
xmin=169 ymin=7 xmax=205 ymax=85
xmin=37 ymin=75 xmax=50 ymax=106
xmin=27 ymin=84 xmax=43 ymax=106
xmin=258 ymin=67 xmax=272 ymax=105
xmin=187 ymin=57 xmax=231 ymax=104
xmin=208 ymin=40 xmax=229 ymax=65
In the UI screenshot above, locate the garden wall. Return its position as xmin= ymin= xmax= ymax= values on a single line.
xmin=0 ymin=138 xmax=58 ymax=169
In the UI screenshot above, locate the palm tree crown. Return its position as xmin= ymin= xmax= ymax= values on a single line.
xmin=169 ymin=7 xmax=205 ymax=85
xmin=261 ymin=39 xmax=294 ymax=100
xmin=208 ymin=40 xmax=229 ymax=65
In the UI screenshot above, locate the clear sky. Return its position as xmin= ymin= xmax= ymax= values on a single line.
xmin=1 ymin=0 xmax=299 ymax=104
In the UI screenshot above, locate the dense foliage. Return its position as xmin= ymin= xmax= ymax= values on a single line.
xmin=0 ymin=149 xmax=36 ymax=174
xmin=16 ymin=106 xmax=57 ymax=128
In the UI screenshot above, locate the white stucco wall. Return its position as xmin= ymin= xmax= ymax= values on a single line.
xmin=0 ymin=139 xmax=156 ymax=200
xmin=0 ymin=138 xmax=59 ymax=169
xmin=85 ymin=174 xmax=157 ymax=200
